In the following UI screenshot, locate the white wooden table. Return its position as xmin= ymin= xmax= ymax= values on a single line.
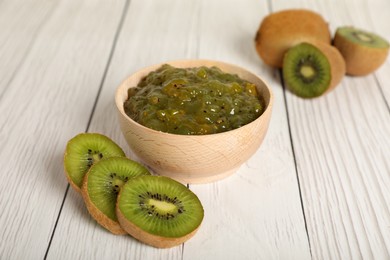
xmin=1 ymin=0 xmax=389 ymax=259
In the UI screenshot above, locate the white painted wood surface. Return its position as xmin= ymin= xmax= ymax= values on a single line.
xmin=0 ymin=0 xmax=127 ymax=258
xmin=271 ymin=1 xmax=390 ymax=259
xmin=0 ymin=0 xmax=389 ymax=259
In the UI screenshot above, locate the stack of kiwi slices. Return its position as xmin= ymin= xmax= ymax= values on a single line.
xmin=255 ymin=9 xmax=389 ymax=98
xmin=63 ymin=133 xmax=204 ymax=248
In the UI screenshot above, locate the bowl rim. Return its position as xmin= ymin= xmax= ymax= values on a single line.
xmin=115 ymin=59 xmax=274 ymax=138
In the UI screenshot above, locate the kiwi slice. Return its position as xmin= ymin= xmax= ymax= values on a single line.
xmin=333 ymin=26 xmax=389 ymax=76
xmin=116 ymin=175 xmax=204 ymax=248
xmin=81 ymin=157 xmax=151 ymax=234
xmin=283 ymin=41 xmax=345 ymax=98
xmin=64 ymin=133 xmax=125 ymax=192
xmin=255 ymin=9 xmax=331 ymax=68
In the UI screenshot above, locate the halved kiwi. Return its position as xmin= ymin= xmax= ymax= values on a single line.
xmin=255 ymin=9 xmax=331 ymax=68
xmin=333 ymin=26 xmax=389 ymax=76
xmin=81 ymin=157 xmax=151 ymax=234
xmin=283 ymin=41 xmax=346 ymax=98
xmin=64 ymin=133 xmax=125 ymax=192
xmin=116 ymin=175 xmax=204 ymax=248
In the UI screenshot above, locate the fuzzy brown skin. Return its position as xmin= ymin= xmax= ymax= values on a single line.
xmin=333 ymin=31 xmax=389 ymax=76
xmin=255 ymin=9 xmax=331 ymax=68
xmin=81 ymin=171 xmax=127 ymax=235
xmin=310 ymin=40 xmax=346 ymax=93
xmin=116 ymin=198 xmax=201 ymax=248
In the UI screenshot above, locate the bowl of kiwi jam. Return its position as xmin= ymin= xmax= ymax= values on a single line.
xmin=115 ymin=60 xmax=273 ymax=184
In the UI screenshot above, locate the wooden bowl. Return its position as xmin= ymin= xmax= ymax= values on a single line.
xmin=115 ymin=60 xmax=273 ymax=184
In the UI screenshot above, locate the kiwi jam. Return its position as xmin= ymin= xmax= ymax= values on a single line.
xmin=123 ymin=64 xmax=265 ymax=135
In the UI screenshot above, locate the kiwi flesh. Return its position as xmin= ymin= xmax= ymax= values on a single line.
xmin=64 ymin=133 xmax=125 ymax=193
xmin=81 ymin=157 xmax=151 ymax=235
xmin=255 ymin=9 xmax=331 ymax=68
xmin=283 ymin=41 xmax=346 ymax=98
xmin=333 ymin=26 xmax=389 ymax=76
xmin=116 ymin=175 xmax=204 ymax=248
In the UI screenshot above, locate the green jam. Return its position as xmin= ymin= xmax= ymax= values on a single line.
xmin=124 ymin=64 xmax=265 ymax=135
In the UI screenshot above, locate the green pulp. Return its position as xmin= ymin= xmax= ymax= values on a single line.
xmin=124 ymin=64 xmax=264 ymax=135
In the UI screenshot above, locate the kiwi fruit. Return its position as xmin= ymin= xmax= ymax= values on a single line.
xmin=64 ymin=133 xmax=125 ymax=192
xmin=333 ymin=26 xmax=389 ymax=76
xmin=283 ymin=41 xmax=346 ymax=98
xmin=116 ymin=175 xmax=204 ymax=248
xmin=81 ymin=157 xmax=151 ymax=234
xmin=255 ymin=9 xmax=331 ymax=68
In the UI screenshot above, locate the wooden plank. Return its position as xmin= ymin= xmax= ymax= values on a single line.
xmin=0 ymin=0 xmax=126 ymax=259
xmin=0 ymin=0 xmax=58 ymax=98
xmin=184 ymin=0 xmax=311 ymax=259
xmin=361 ymin=0 xmax=390 ymax=105
xmin=271 ymin=1 xmax=390 ymax=259
xmin=47 ymin=0 xmax=202 ymax=259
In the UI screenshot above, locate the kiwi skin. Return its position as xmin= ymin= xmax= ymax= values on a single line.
xmin=312 ymin=40 xmax=346 ymax=94
xmin=333 ymin=27 xmax=389 ymax=76
xmin=255 ymin=9 xmax=331 ymax=68
xmin=63 ymin=133 xmax=125 ymax=193
xmin=81 ymin=157 xmax=151 ymax=235
xmin=116 ymin=176 xmax=204 ymax=248
xmin=116 ymin=209 xmax=201 ymax=248
xmin=81 ymin=159 xmax=127 ymax=235
xmin=283 ymin=40 xmax=346 ymax=98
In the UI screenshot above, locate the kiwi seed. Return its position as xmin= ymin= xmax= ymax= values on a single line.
xmin=64 ymin=133 xmax=125 ymax=192
xmin=255 ymin=9 xmax=331 ymax=68
xmin=283 ymin=41 xmax=346 ymax=98
xmin=333 ymin=26 xmax=389 ymax=76
xmin=81 ymin=157 xmax=151 ymax=235
xmin=116 ymin=175 xmax=204 ymax=248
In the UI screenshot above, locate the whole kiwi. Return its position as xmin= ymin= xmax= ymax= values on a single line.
xmin=255 ymin=9 xmax=331 ymax=68
xmin=333 ymin=26 xmax=389 ymax=76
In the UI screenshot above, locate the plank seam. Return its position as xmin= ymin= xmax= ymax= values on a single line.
xmin=84 ymin=0 xmax=131 ymax=132
xmin=267 ymin=0 xmax=273 ymax=13
xmin=43 ymin=0 xmax=131 ymax=258
xmin=43 ymin=185 xmax=70 ymax=260
xmin=0 ymin=1 xmax=60 ymax=103
xmin=374 ymin=74 xmax=390 ymax=113
xmin=279 ymin=69 xmax=313 ymax=259
xmin=343 ymin=89 xmax=389 ymax=258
